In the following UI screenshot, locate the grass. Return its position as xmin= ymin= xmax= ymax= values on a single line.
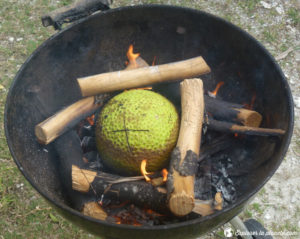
xmin=287 ymin=7 xmax=300 ymax=26
xmin=238 ymin=0 xmax=260 ymax=14
xmin=0 ymin=0 xmax=299 ymax=238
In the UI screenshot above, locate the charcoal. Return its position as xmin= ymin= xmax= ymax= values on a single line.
xmin=81 ymin=136 xmax=97 ymax=153
xmin=83 ymin=151 xmax=98 ymax=162
xmin=77 ymin=124 xmax=94 ymax=139
xmin=210 ymin=154 xmax=237 ymax=205
xmin=194 ymin=158 xmax=212 ymax=200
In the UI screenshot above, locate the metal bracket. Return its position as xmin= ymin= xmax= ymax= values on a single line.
xmin=230 ymin=216 xmax=253 ymax=239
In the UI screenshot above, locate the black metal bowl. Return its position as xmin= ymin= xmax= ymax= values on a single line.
xmin=5 ymin=5 xmax=294 ymax=239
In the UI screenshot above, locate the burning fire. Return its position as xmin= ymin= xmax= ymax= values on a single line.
xmin=140 ymin=159 xmax=152 ymax=182
xmin=86 ymin=114 xmax=95 ymax=126
xmin=161 ymin=168 xmax=168 ymax=182
xmin=208 ymin=81 xmax=224 ymax=98
xmin=140 ymin=160 xmax=168 ymax=183
xmin=126 ymin=44 xmax=140 ymax=68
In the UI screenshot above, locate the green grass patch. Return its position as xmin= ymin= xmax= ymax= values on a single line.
xmin=251 ymin=203 xmax=263 ymax=214
xmin=238 ymin=0 xmax=260 ymax=15
xmin=287 ymin=8 xmax=300 ymax=26
xmin=262 ymin=29 xmax=277 ymax=43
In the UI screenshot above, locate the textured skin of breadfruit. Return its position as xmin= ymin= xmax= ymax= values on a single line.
xmin=95 ymin=89 xmax=179 ymax=176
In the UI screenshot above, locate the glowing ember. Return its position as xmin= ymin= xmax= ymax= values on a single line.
xmin=208 ymin=81 xmax=224 ymax=98
xmin=152 ymin=56 xmax=157 ymax=66
xmin=126 ymin=44 xmax=140 ymax=68
xmin=146 ymin=209 xmax=164 ymax=217
xmin=161 ymin=168 xmax=168 ymax=182
xmin=86 ymin=115 xmax=95 ymax=126
xmin=140 ymin=159 xmax=152 ymax=182
xmin=244 ymin=93 xmax=256 ymax=110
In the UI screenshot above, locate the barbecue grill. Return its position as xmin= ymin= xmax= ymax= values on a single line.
xmin=4 ymin=1 xmax=294 ymax=238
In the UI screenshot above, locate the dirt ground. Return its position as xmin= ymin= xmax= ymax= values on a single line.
xmin=0 ymin=0 xmax=299 ymax=238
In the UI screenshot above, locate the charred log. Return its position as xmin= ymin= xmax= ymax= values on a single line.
xmin=54 ymin=131 xmax=96 ymax=211
xmin=206 ymin=118 xmax=285 ymax=136
xmin=204 ymin=96 xmax=262 ymax=127
xmin=72 ymin=165 xmax=169 ymax=213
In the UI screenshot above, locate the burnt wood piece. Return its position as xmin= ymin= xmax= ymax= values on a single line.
xmin=72 ymin=165 xmax=221 ymax=217
xmin=77 ymin=56 xmax=211 ymax=97
xmin=167 ymin=79 xmax=205 ymax=217
xmin=195 ymin=157 xmax=212 ymax=201
xmin=204 ymin=96 xmax=262 ymax=127
xmin=54 ymin=131 xmax=95 ymax=211
xmin=192 ymin=192 xmax=223 ymax=217
xmin=198 ymin=135 xmax=234 ymax=162
xmin=206 ymin=118 xmax=286 ymax=136
xmin=72 ymin=165 xmax=169 ymax=213
xmin=41 ymin=0 xmax=111 ymax=30
xmin=35 ymin=57 xmax=147 ymax=145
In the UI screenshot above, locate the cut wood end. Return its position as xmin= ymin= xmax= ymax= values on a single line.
xmin=180 ymin=78 xmax=203 ymax=89
xmin=72 ymin=165 xmax=97 ymax=193
xmin=198 ymin=56 xmax=211 ymax=74
xmin=35 ymin=125 xmax=51 ymax=145
xmin=168 ymin=193 xmax=195 ymax=216
xmin=214 ymin=192 xmax=223 ymax=211
xmin=82 ymin=202 xmax=107 ymax=221
xmin=236 ymin=109 xmax=262 ymax=127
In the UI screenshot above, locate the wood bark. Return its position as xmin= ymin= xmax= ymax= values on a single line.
xmin=167 ymin=79 xmax=205 ymax=216
xmin=72 ymin=165 xmax=169 ymax=213
xmin=204 ymin=96 xmax=262 ymax=127
xmin=72 ymin=165 xmax=222 ymax=217
xmin=206 ymin=118 xmax=285 ymax=136
xmin=77 ymin=56 xmax=211 ymax=97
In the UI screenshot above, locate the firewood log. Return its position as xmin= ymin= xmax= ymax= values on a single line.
xmin=167 ymin=79 xmax=205 ymax=216
xmin=206 ymin=118 xmax=285 ymax=136
xmin=77 ymin=56 xmax=211 ymax=97
xmin=71 ymin=165 xmax=168 ymax=213
xmin=204 ymin=96 xmax=262 ymax=127
xmin=82 ymin=201 xmax=108 ymax=221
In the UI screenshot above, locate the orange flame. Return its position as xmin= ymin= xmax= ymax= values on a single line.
xmin=127 ymin=44 xmax=140 ymax=68
xmin=140 ymin=159 xmax=152 ymax=182
xmin=209 ymin=81 xmax=224 ymax=97
xmin=161 ymin=169 xmax=168 ymax=182
xmin=86 ymin=115 xmax=95 ymax=126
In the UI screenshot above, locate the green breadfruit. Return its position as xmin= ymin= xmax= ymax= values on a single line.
xmin=95 ymin=89 xmax=179 ymax=176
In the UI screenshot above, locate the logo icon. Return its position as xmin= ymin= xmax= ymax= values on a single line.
xmin=224 ymin=227 xmax=234 ymax=237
